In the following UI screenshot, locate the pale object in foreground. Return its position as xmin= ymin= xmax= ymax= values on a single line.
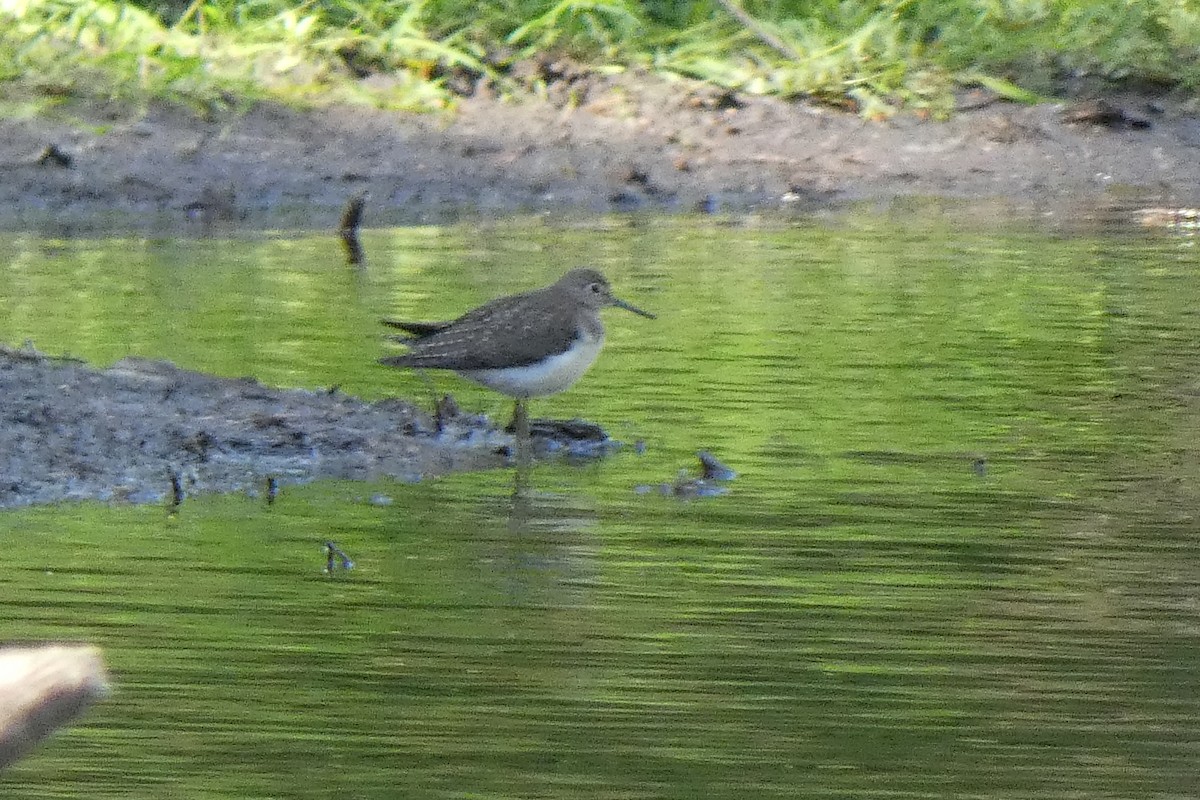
xmin=0 ymin=645 xmax=110 ymax=770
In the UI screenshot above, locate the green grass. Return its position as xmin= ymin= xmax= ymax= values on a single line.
xmin=1 ymin=0 xmax=1198 ymax=118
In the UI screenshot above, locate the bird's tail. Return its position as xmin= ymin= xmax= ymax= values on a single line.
xmin=380 ymin=319 xmax=451 ymax=337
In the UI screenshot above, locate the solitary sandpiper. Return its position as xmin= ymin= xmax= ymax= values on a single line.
xmin=379 ymin=267 xmax=655 ymax=439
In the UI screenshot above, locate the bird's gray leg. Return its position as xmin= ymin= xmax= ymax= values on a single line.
xmin=513 ymin=399 xmax=532 ymax=468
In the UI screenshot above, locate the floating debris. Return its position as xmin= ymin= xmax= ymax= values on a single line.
xmin=323 ymin=541 xmax=355 ymax=574
xmin=637 ymin=450 xmax=738 ymax=499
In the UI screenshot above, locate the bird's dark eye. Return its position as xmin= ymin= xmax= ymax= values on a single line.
xmin=589 ymin=283 xmax=602 ymax=293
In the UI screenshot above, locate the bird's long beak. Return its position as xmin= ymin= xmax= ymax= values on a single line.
xmin=612 ymin=296 xmax=656 ymax=319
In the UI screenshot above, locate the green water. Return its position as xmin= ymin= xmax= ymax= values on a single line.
xmin=2 ymin=207 xmax=1199 ymax=798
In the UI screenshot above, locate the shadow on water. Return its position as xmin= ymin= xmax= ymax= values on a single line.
xmin=1 ymin=206 xmax=1200 ymax=797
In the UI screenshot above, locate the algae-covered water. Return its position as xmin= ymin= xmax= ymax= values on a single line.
xmin=2 ymin=206 xmax=1199 ymax=798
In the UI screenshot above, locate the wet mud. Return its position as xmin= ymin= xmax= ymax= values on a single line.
xmin=0 ymin=344 xmax=618 ymax=509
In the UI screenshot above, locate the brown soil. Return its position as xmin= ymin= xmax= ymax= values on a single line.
xmin=3 ymin=71 xmax=1198 ymax=230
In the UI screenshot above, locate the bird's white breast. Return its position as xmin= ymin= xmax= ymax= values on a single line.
xmin=462 ymin=330 xmax=605 ymax=398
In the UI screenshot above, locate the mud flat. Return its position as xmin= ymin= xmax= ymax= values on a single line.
xmin=1 ymin=72 xmax=1196 ymax=229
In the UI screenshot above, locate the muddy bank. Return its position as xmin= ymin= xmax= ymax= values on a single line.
xmin=2 ymin=73 xmax=1199 ymax=230
xmin=0 ymin=344 xmax=620 ymax=509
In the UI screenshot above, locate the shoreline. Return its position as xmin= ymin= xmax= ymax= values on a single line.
xmin=1 ymin=75 xmax=1196 ymax=232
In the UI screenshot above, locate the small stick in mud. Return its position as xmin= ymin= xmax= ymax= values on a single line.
xmin=323 ymin=541 xmax=355 ymax=574
xmin=168 ymin=469 xmax=184 ymax=508
xmin=338 ymin=191 xmax=369 ymax=266
xmin=434 ymin=394 xmax=461 ymax=433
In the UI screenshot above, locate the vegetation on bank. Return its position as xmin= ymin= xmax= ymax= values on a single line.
xmin=0 ymin=0 xmax=1197 ymax=118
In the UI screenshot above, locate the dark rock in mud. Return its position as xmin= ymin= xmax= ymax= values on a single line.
xmin=636 ymin=450 xmax=737 ymax=499
xmin=1060 ymin=99 xmax=1152 ymax=130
